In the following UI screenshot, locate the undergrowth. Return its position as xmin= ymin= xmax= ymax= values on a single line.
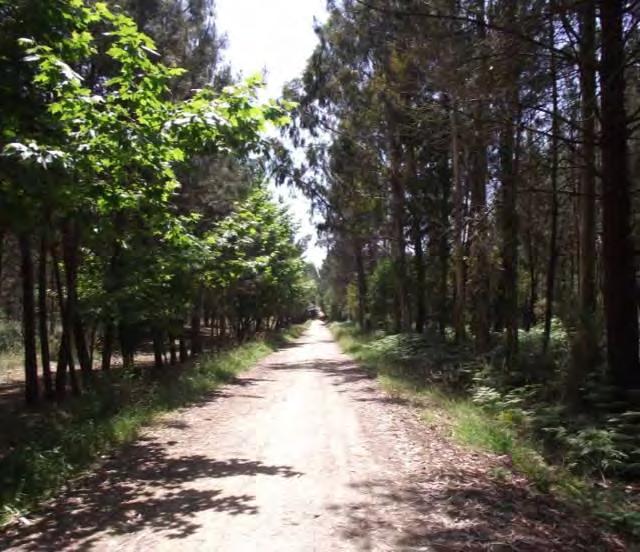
xmin=330 ymin=322 xmax=640 ymax=540
xmin=0 ymin=324 xmax=306 ymax=525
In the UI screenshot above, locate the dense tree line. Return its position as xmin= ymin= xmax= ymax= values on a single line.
xmin=0 ymin=0 xmax=312 ymax=405
xmin=286 ymin=0 xmax=640 ymax=404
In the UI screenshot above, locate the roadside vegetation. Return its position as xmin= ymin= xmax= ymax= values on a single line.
xmin=331 ymin=322 xmax=640 ymax=540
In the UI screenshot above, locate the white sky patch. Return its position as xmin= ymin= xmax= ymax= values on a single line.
xmin=217 ymin=0 xmax=328 ymax=267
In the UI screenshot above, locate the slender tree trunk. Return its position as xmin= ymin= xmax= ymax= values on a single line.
xmin=569 ymin=0 xmax=598 ymax=404
xmin=412 ymin=218 xmax=426 ymax=334
xmin=543 ymin=13 xmax=560 ymax=354
xmin=19 ymin=233 xmax=39 ymax=405
xmin=499 ymin=110 xmax=519 ymax=366
xmin=153 ymin=329 xmax=164 ymax=369
xmin=191 ymin=289 xmax=203 ymax=356
xmin=451 ymin=99 xmax=466 ymax=342
xmin=38 ymin=232 xmax=53 ymax=399
xmin=62 ymin=221 xmax=92 ymax=379
xmin=387 ymin=106 xmax=410 ymax=332
xmin=179 ymin=335 xmax=188 ymax=362
xmin=354 ymin=240 xmax=368 ymax=331
xmin=437 ymin=145 xmax=452 ymax=339
xmin=469 ymin=115 xmax=490 ymax=350
xmin=101 ymin=322 xmax=114 ymax=371
xmin=407 ymin=143 xmax=426 ymax=334
xmin=51 ymin=244 xmax=79 ymax=399
xmin=599 ymin=0 xmax=640 ymax=392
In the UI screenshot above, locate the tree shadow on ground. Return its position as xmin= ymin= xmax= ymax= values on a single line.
xmin=329 ymin=470 xmax=624 ymax=552
xmin=268 ymin=358 xmax=375 ymax=387
xmin=0 ymin=440 xmax=302 ymax=551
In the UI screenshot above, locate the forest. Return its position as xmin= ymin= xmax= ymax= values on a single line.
xmin=0 ymin=0 xmax=315 ymax=404
xmin=1 ymin=0 xmax=640 ymax=547
xmin=286 ymin=0 xmax=640 ymax=476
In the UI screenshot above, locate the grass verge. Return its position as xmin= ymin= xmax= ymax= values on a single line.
xmin=330 ymin=322 xmax=640 ymax=541
xmin=0 ymin=323 xmax=307 ymax=525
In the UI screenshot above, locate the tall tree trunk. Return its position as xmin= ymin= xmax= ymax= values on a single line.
xmin=599 ymin=0 xmax=640 ymax=392
xmin=101 ymin=322 xmax=114 ymax=371
xmin=469 ymin=113 xmax=490 ymax=351
xmin=179 ymin=335 xmax=188 ymax=362
xmin=467 ymin=0 xmax=490 ymax=352
xmin=451 ymin=99 xmax=466 ymax=342
xmin=437 ymin=145 xmax=452 ymax=338
xmin=412 ymin=218 xmax=426 ymax=334
xmin=499 ymin=110 xmax=519 ymax=366
xmin=354 ymin=240 xmax=368 ymax=331
xmin=569 ymin=0 xmax=598 ymax=404
xmin=543 ymin=11 xmax=560 ymax=355
xmin=19 ymin=233 xmax=39 ymax=405
xmin=407 ymin=143 xmax=426 ymax=334
xmin=38 ymin=232 xmax=53 ymax=399
xmin=190 ymin=288 xmax=203 ymax=356
xmin=51 ymin=244 xmax=79 ymax=399
xmin=153 ymin=329 xmax=164 ymax=369
xmin=389 ymin=130 xmax=409 ymax=333
xmin=62 ymin=221 xmax=92 ymax=380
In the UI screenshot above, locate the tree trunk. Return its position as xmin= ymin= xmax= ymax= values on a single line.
xmin=354 ymin=240 xmax=368 ymax=331
xmin=179 ymin=335 xmax=188 ymax=362
xmin=543 ymin=11 xmax=560 ymax=355
xmin=38 ymin=232 xmax=53 ymax=399
xmin=19 ymin=233 xmax=39 ymax=405
xmin=387 ymin=108 xmax=410 ymax=332
xmin=406 ymin=142 xmax=426 ymax=334
xmin=451 ymin=99 xmax=466 ymax=342
xmin=568 ymin=0 xmax=598 ymax=404
xmin=153 ymin=329 xmax=164 ymax=369
xmin=599 ymin=0 xmax=640 ymax=392
xmin=499 ymin=111 xmax=519 ymax=366
xmin=468 ymin=112 xmax=490 ymax=351
xmin=51 ymin=244 xmax=79 ymax=399
xmin=101 ymin=322 xmax=114 ymax=371
xmin=62 ymin=221 xmax=92 ymax=380
xmin=191 ymin=289 xmax=203 ymax=356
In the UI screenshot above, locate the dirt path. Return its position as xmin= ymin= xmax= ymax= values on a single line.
xmin=1 ymin=322 xmax=624 ymax=551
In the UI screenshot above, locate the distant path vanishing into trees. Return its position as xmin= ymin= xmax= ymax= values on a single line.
xmin=2 ymin=322 xmax=622 ymax=551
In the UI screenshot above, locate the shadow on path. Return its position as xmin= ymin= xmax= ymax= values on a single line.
xmin=1 ymin=440 xmax=302 ymax=551
xmin=329 ymin=471 xmax=622 ymax=551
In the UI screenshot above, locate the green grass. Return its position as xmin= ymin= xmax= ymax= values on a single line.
xmin=0 ymin=323 xmax=307 ymax=525
xmin=330 ymin=322 xmax=640 ymax=540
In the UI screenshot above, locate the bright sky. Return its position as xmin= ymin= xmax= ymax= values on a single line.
xmin=216 ymin=0 xmax=328 ymax=267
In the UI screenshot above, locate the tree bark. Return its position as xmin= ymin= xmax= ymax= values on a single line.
xmin=568 ymin=0 xmax=598 ymax=404
xmin=451 ymin=99 xmax=466 ymax=342
xmin=51 ymin=243 xmax=79 ymax=400
xmin=190 ymin=288 xmax=203 ymax=356
xmin=543 ymin=10 xmax=560 ymax=355
xmin=387 ymin=105 xmax=410 ymax=332
xmin=38 ymin=232 xmax=53 ymax=399
xmin=101 ymin=322 xmax=114 ymax=371
xmin=62 ymin=221 xmax=92 ymax=380
xmin=354 ymin=240 xmax=368 ymax=331
xmin=19 ymin=233 xmax=39 ymax=405
xmin=153 ymin=329 xmax=165 ymax=369
xmin=499 ymin=108 xmax=519 ymax=366
xmin=599 ymin=0 xmax=640 ymax=391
